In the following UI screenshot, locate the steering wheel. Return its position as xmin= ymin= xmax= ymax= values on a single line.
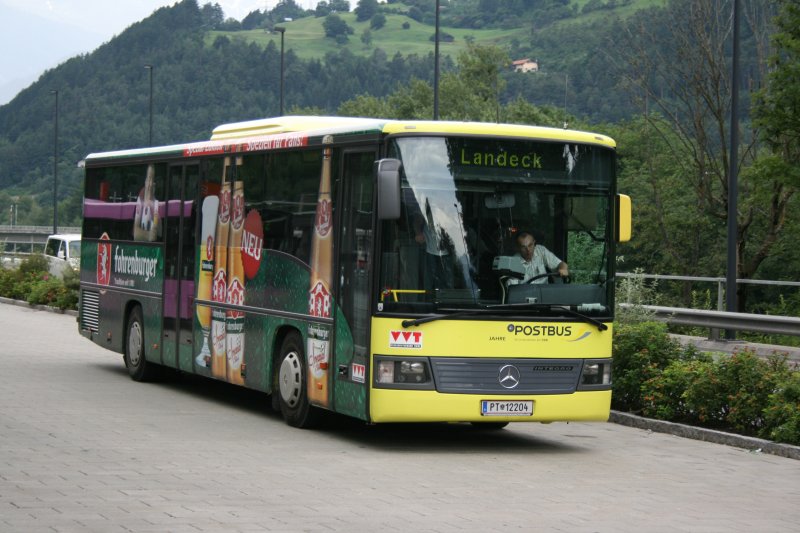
xmin=524 ymin=272 xmax=570 ymax=284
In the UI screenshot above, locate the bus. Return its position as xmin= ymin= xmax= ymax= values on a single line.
xmin=78 ymin=116 xmax=631 ymax=428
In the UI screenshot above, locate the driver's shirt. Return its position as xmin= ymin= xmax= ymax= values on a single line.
xmin=506 ymin=245 xmax=562 ymax=285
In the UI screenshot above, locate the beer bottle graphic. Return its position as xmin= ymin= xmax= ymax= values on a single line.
xmin=307 ymin=136 xmax=334 ymax=407
xmin=210 ymin=158 xmax=232 ymax=380
xmin=195 ymin=194 xmax=220 ymax=368
xmin=226 ymin=167 xmax=246 ymax=386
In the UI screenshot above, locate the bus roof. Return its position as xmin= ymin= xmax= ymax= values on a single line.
xmin=85 ymin=116 xmax=615 ymax=163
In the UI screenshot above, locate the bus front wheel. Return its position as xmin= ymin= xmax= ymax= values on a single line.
xmin=124 ymin=306 xmax=159 ymax=382
xmin=276 ymin=332 xmax=321 ymax=428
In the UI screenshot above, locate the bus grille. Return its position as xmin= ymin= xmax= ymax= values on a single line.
xmin=81 ymin=290 xmax=100 ymax=332
xmin=430 ymin=357 xmax=582 ymax=395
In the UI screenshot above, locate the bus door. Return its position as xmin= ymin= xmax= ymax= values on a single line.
xmin=162 ymin=163 xmax=199 ymax=371
xmin=333 ymin=150 xmax=376 ymax=419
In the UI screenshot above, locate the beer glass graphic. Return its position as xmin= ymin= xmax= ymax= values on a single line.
xmin=195 ymin=195 xmax=219 ymax=368
xmin=307 ymin=136 xmax=334 ymax=407
xmin=226 ymin=179 xmax=246 ymax=386
xmin=211 ymin=160 xmax=232 ymax=380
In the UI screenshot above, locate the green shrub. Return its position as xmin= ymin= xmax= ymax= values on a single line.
xmin=615 ymin=270 xmax=660 ymax=324
xmin=18 ymin=254 xmax=49 ymax=275
xmin=55 ymin=268 xmax=80 ymax=310
xmin=27 ymin=277 xmax=66 ymax=306
xmin=614 ymin=322 xmax=800 ymax=445
xmin=611 ymin=321 xmax=703 ymax=412
xmin=762 ymin=373 xmax=800 ymax=445
xmin=641 ymin=359 xmax=714 ymax=423
xmin=0 ymin=268 xmax=16 ymax=296
xmin=704 ymin=351 xmax=793 ymax=435
xmin=0 ymin=256 xmax=79 ymax=310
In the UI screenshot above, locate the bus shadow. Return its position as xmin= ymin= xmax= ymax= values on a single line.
xmin=94 ymin=361 xmax=281 ymax=420
xmin=94 ymin=362 xmax=586 ymax=455
xmin=321 ymin=414 xmax=587 ymax=455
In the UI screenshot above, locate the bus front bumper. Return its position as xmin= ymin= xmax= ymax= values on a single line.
xmin=369 ymin=388 xmax=612 ymax=424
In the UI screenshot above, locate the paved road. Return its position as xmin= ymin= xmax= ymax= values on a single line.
xmin=1 ymin=304 xmax=798 ymax=532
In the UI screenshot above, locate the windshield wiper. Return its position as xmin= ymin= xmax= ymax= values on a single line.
xmin=401 ymin=303 xmax=608 ymax=331
xmin=494 ymin=303 xmax=608 ymax=331
xmin=401 ymin=308 xmax=495 ymax=328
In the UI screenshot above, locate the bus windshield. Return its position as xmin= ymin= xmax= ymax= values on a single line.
xmin=378 ymin=136 xmax=615 ymax=317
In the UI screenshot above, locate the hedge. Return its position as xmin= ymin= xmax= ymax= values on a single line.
xmin=613 ymin=322 xmax=800 ymax=446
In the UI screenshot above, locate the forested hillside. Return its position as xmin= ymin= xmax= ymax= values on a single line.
xmin=0 ymin=0 xmax=796 ymax=315
xmin=0 ymin=0 xmax=764 ymax=222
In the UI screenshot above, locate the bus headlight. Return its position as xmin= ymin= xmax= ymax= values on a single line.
xmin=578 ymin=359 xmax=612 ymax=390
xmin=374 ymin=356 xmax=434 ymax=389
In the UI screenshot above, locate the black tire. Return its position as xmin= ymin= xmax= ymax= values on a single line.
xmin=275 ymin=332 xmax=322 ymax=428
xmin=470 ymin=422 xmax=509 ymax=430
xmin=124 ymin=306 xmax=159 ymax=382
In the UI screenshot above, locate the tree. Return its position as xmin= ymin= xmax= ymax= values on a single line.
xmin=338 ymin=43 xmax=533 ymax=124
xmin=323 ymin=14 xmax=354 ymax=40
xmin=615 ymin=0 xmax=783 ymax=310
xmin=199 ymin=3 xmax=224 ymax=29
xmin=315 ymin=1 xmax=331 ymax=17
xmin=361 ymin=28 xmax=373 ymax=47
xmin=455 ymin=42 xmax=510 ymax=107
xmin=241 ymin=10 xmax=268 ymax=30
xmin=328 ymin=0 xmax=350 ymax=12
xmin=270 ymin=0 xmax=305 ymax=22
xmin=754 ymin=0 xmax=800 ymax=184
xmin=355 ymin=0 xmax=379 ymax=22
xmin=370 ymin=13 xmax=387 ymax=30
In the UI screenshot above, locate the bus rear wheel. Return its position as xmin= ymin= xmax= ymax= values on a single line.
xmin=124 ymin=306 xmax=159 ymax=382
xmin=276 ymin=332 xmax=321 ymax=428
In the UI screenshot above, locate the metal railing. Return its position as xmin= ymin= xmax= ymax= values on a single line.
xmin=618 ymin=304 xmax=800 ymax=337
xmin=1 ymin=225 xmax=81 ymax=254
xmin=617 ymin=273 xmax=800 ymax=339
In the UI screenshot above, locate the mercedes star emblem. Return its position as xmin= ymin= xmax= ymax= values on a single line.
xmin=498 ymin=364 xmax=521 ymax=389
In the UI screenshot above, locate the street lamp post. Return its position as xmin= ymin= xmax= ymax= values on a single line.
xmin=725 ymin=0 xmax=741 ymax=338
xmin=50 ymin=89 xmax=59 ymax=234
xmin=433 ymin=0 xmax=440 ymax=120
xmin=274 ymin=27 xmax=286 ymax=116
xmin=144 ymin=65 xmax=153 ymax=146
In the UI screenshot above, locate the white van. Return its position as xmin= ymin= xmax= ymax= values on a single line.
xmin=44 ymin=234 xmax=81 ymax=276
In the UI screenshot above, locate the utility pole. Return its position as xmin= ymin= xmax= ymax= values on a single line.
xmin=725 ymin=0 xmax=740 ymax=338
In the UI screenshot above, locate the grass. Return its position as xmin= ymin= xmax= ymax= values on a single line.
xmin=204 ymin=1 xmax=663 ymax=62
xmin=206 ymin=13 xmax=526 ymax=61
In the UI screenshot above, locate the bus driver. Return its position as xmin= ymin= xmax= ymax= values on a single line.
xmin=505 ymin=231 xmax=569 ymax=285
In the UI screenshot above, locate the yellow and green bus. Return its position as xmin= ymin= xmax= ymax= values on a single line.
xmin=78 ymin=116 xmax=631 ymax=428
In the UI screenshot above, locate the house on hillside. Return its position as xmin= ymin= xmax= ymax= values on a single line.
xmin=512 ymin=58 xmax=539 ymax=73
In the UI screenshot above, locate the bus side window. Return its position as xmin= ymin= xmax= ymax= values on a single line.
xmin=262 ymin=151 xmax=322 ymax=265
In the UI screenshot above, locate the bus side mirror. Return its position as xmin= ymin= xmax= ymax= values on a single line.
xmin=615 ymin=194 xmax=632 ymax=243
xmin=375 ymin=158 xmax=401 ymax=220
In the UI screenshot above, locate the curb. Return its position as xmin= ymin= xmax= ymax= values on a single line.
xmin=0 ymin=296 xmax=78 ymax=317
xmin=610 ymin=410 xmax=800 ymax=460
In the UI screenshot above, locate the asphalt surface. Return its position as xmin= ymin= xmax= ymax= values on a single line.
xmin=1 ymin=303 xmax=799 ymax=532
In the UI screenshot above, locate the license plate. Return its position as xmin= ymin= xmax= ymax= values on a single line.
xmin=481 ymin=400 xmax=534 ymax=416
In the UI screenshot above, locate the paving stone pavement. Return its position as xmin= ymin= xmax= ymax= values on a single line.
xmin=1 ymin=304 xmax=798 ymax=532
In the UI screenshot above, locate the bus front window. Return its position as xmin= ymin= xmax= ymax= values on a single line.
xmin=377 ymin=136 xmax=615 ymax=318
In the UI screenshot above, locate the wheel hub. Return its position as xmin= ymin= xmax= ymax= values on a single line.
xmin=278 ymin=351 xmax=302 ymax=408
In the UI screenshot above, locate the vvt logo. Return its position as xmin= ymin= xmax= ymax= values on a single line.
xmin=389 ymin=330 xmax=423 ymax=349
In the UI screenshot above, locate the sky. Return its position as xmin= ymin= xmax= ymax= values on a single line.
xmin=0 ymin=0 xmax=321 ymax=105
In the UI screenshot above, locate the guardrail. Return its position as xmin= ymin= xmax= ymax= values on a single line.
xmin=1 ymin=226 xmax=81 ymax=254
xmin=619 ymin=304 xmax=800 ymax=337
xmin=617 ymin=273 xmax=800 ymax=340
xmin=0 ymin=225 xmax=81 ymax=234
